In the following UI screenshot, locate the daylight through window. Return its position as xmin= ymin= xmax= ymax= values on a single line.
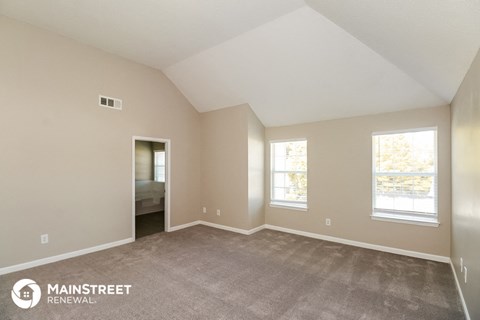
xmin=270 ymin=140 xmax=307 ymax=209
xmin=154 ymin=151 xmax=166 ymax=182
xmin=372 ymin=128 xmax=437 ymax=222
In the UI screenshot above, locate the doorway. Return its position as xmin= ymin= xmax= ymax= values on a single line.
xmin=132 ymin=136 xmax=171 ymax=239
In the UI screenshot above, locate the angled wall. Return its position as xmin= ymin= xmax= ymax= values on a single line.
xmin=247 ymin=107 xmax=265 ymax=229
xmin=451 ymin=49 xmax=480 ymax=320
xmin=200 ymin=104 xmax=265 ymax=230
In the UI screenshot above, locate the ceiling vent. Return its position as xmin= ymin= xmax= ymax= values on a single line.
xmin=99 ymin=95 xmax=122 ymax=110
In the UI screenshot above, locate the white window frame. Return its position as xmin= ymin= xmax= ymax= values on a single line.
xmin=371 ymin=127 xmax=439 ymax=227
xmin=154 ymin=150 xmax=166 ymax=182
xmin=270 ymin=139 xmax=308 ymax=211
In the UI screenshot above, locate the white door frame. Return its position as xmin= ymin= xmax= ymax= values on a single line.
xmin=132 ymin=136 xmax=171 ymax=239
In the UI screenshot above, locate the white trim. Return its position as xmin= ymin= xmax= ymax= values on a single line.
xmin=149 ymin=220 xmax=265 ymax=236
xmin=0 ymin=221 xmax=452 ymax=277
xmin=371 ymin=127 xmax=439 ymax=220
xmin=247 ymin=224 xmax=267 ymax=235
xmin=269 ymin=203 xmax=308 ymax=211
xmin=371 ymin=214 xmax=439 ymax=227
xmin=0 ymin=221 xmax=262 ymax=275
xmin=264 ymin=224 xmax=450 ymax=263
xmin=168 ymin=220 xmax=201 ymax=232
xmin=199 ymin=221 xmax=250 ymax=234
xmin=0 ymin=238 xmax=133 ymax=276
xmin=372 ymin=126 xmax=438 ymax=136
xmin=270 ymin=139 xmax=308 ymax=208
xmin=450 ymin=259 xmax=471 ymax=320
xmin=149 ymin=220 xmax=266 ymax=235
xmin=132 ymin=136 xmax=172 ymax=236
xmin=268 ymin=138 xmax=308 ymax=143
xmin=170 ymin=221 xmax=449 ymax=263
xmin=198 ymin=221 xmax=265 ymax=235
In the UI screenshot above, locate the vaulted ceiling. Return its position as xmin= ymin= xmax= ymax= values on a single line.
xmin=1 ymin=0 xmax=479 ymax=126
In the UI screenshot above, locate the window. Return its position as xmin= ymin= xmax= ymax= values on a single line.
xmin=270 ymin=140 xmax=307 ymax=209
xmin=154 ymin=151 xmax=166 ymax=182
xmin=372 ymin=128 xmax=438 ymax=225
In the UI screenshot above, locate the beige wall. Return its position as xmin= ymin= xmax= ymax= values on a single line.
xmin=200 ymin=105 xmax=249 ymax=229
xmin=0 ymin=17 xmax=202 ymax=267
xmin=200 ymin=104 xmax=265 ymax=230
xmin=265 ymin=106 xmax=451 ymax=256
xmin=0 ymin=14 xmax=458 ymax=273
xmin=451 ymin=49 xmax=480 ymax=320
xmin=135 ymin=141 xmax=154 ymax=181
xmin=247 ymin=107 xmax=265 ymax=229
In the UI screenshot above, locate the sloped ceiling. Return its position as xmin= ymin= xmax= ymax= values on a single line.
xmin=0 ymin=0 xmax=305 ymax=68
xmin=1 ymin=0 xmax=479 ymax=126
xmin=165 ymin=6 xmax=448 ymax=126
xmin=306 ymin=0 xmax=480 ymax=103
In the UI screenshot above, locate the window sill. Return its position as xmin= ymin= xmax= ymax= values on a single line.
xmin=371 ymin=212 xmax=439 ymax=227
xmin=270 ymin=202 xmax=308 ymax=212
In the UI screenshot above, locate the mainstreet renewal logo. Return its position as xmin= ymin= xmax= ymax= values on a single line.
xmin=11 ymin=279 xmax=41 ymax=309
xmin=11 ymin=279 xmax=132 ymax=308
xmin=47 ymin=283 xmax=132 ymax=304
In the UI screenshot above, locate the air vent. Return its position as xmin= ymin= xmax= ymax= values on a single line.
xmin=99 ymin=95 xmax=122 ymax=110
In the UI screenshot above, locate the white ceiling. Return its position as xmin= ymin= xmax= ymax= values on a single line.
xmin=0 ymin=0 xmax=304 ymax=68
xmin=165 ymin=7 xmax=446 ymax=126
xmin=306 ymin=0 xmax=480 ymax=103
xmin=1 ymin=0 xmax=479 ymax=126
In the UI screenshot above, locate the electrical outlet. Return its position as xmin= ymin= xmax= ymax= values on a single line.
xmin=216 ymin=209 xmax=221 ymax=216
xmin=464 ymin=266 xmax=468 ymax=284
xmin=202 ymin=207 xmax=207 ymax=214
xmin=325 ymin=218 xmax=331 ymax=226
xmin=460 ymin=257 xmax=463 ymax=272
xmin=40 ymin=234 xmax=49 ymax=244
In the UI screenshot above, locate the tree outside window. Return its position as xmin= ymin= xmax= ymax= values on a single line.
xmin=271 ymin=140 xmax=307 ymax=209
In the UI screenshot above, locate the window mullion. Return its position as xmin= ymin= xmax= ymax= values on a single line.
xmin=270 ymin=140 xmax=307 ymax=208
xmin=372 ymin=129 xmax=437 ymax=219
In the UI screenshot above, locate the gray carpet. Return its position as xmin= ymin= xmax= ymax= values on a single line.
xmin=0 ymin=225 xmax=465 ymax=320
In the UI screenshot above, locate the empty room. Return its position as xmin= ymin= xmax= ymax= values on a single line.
xmin=0 ymin=1 xmax=479 ymax=319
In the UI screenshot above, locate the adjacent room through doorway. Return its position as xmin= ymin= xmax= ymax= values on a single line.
xmin=134 ymin=139 xmax=167 ymax=239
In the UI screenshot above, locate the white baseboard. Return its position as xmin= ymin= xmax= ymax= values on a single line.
xmin=172 ymin=221 xmax=449 ymax=263
xmin=264 ymin=224 xmax=450 ymax=263
xmin=0 ymin=221 xmax=451 ymax=276
xmin=198 ymin=221 xmax=265 ymax=235
xmin=169 ymin=220 xmax=266 ymax=235
xmin=171 ymin=221 xmax=449 ymax=263
xmin=0 ymin=238 xmax=134 ymax=276
xmin=450 ymin=259 xmax=471 ymax=320
xmin=248 ymin=224 xmax=267 ymax=235
xmin=0 ymin=220 xmax=257 ymax=275
xmin=168 ymin=220 xmax=201 ymax=232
